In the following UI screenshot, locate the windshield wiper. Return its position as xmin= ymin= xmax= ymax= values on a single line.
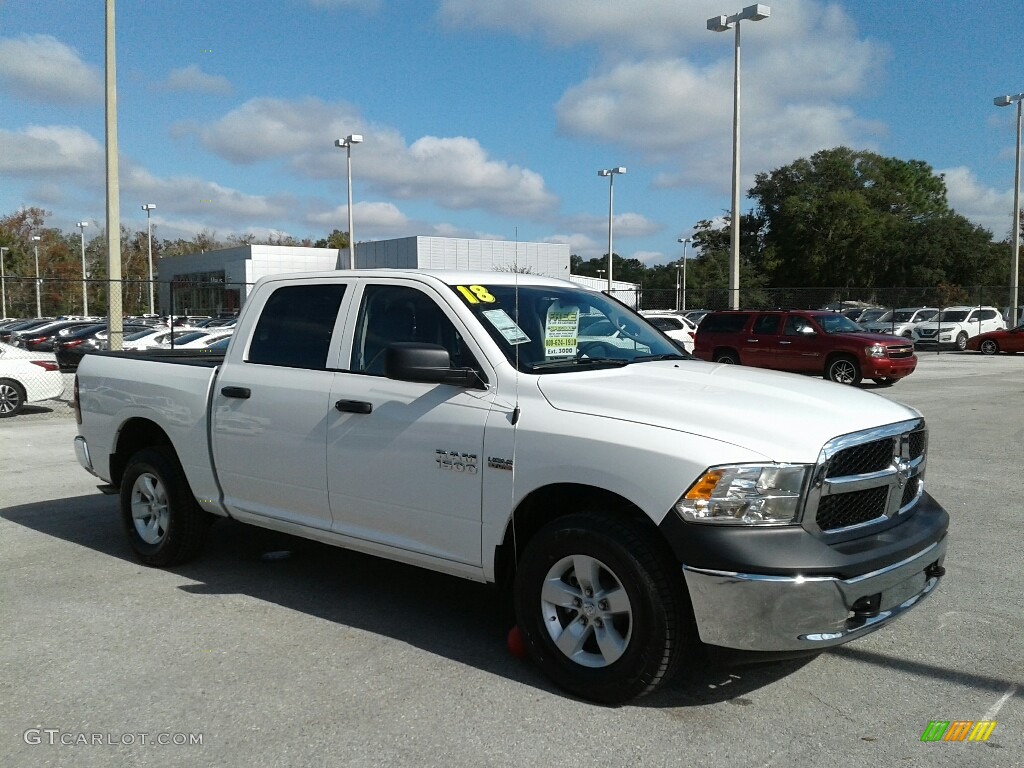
xmin=630 ymin=353 xmax=690 ymax=363
xmin=527 ymin=357 xmax=630 ymax=371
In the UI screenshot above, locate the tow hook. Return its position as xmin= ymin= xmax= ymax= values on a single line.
xmin=925 ymin=563 xmax=946 ymax=579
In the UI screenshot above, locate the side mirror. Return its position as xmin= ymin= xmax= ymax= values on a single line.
xmin=384 ymin=342 xmax=481 ymax=387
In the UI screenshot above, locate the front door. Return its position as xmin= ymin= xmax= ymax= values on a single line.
xmin=327 ymin=281 xmax=494 ymax=566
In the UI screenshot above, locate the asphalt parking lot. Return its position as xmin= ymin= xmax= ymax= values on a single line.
xmin=1 ymin=352 xmax=1021 ymax=768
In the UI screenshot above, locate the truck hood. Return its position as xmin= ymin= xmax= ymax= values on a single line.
xmin=535 ymin=360 xmax=919 ymax=463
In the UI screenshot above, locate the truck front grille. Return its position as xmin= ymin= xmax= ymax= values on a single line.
xmin=805 ymin=420 xmax=927 ymax=536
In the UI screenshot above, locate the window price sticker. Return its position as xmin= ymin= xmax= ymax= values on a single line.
xmin=544 ymin=303 xmax=579 ymax=357
xmin=482 ymin=309 xmax=530 ymax=345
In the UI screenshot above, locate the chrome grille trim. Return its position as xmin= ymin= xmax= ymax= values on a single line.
xmin=803 ymin=419 xmax=927 ymax=536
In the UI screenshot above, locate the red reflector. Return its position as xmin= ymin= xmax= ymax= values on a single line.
xmin=30 ymin=360 xmax=59 ymax=372
xmin=63 ymin=339 xmax=85 ymax=348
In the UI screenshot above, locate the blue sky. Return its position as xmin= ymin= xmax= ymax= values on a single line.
xmin=1 ymin=0 xmax=1021 ymax=266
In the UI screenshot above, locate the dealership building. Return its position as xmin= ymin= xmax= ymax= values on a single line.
xmin=157 ymin=236 xmax=636 ymax=315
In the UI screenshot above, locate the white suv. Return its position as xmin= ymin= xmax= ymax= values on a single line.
xmin=912 ymin=306 xmax=1004 ymax=350
xmin=639 ymin=311 xmax=696 ymax=353
xmin=861 ymin=307 xmax=939 ymax=338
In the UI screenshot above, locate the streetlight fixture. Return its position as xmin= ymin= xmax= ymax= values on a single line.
xmin=676 ymin=237 xmax=693 ymax=311
xmin=334 ymin=134 xmax=363 ymax=269
xmin=77 ymin=222 xmax=90 ymax=316
xmin=995 ymin=91 xmax=1023 ymax=328
xmin=708 ymin=3 xmax=770 ymax=309
xmin=598 ymin=167 xmax=627 ymax=292
xmin=0 ymin=247 xmax=8 ymax=319
xmin=141 ymin=204 xmax=156 ymax=315
xmin=31 ymin=235 xmax=42 ymax=317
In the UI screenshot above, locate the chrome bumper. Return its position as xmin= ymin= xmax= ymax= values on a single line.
xmin=682 ymin=535 xmax=946 ymax=651
xmin=74 ymin=435 xmax=97 ymax=477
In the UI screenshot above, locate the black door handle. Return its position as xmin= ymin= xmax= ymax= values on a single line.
xmin=221 ymin=386 xmax=251 ymax=399
xmin=335 ymin=399 xmax=372 ymax=414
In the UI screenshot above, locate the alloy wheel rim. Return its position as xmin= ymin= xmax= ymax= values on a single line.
xmin=0 ymin=384 xmax=20 ymax=413
xmin=131 ymin=472 xmax=170 ymax=545
xmin=540 ymin=554 xmax=633 ymax=668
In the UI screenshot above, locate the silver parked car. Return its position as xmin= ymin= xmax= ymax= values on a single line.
xmin=860 ymin=307 xmax=939 ymax=338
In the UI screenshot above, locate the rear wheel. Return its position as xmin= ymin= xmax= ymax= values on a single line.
xmin=826 ymin=356 xmax=862 ymax=385
xmin=514 ymin=513 xmax=693 ymax=704
xmin=120 ymin=447 xmax=209 ymax=566
xmin=979 ymin=339 xmax=999 ymax=355
xmin=0 ymin=378 xmax=26 ymax=417
xmin=713 ymin=349 xmax=739 ymax=364
xmin=955 ymin=332 xmax=968 ymax=351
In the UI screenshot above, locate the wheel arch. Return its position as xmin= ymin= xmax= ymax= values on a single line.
xmin=493 ymin=483 xmax=670 ymax=591
xmin=110 ymin=417 xmax=175 ymax=487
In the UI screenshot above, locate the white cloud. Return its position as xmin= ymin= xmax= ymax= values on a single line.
xmin=161 ymin=65 xmax=232 ymax=95
xmin=303 ymin=201 xmax=409 ymax=231
xmin=0 ymin=125 xmax=103 ymax=176
xmin=196 ymin=97 xmax=559 ymax=218
xmin=941 ymin=166 xmax=1014 ymax=239
xmin=0 ymin=34 xmax=102 ymax=104
xmin=122 ymin=166 xmax=290 ymax=220
xmin=563 ymin=211 xmax=661 ymax=239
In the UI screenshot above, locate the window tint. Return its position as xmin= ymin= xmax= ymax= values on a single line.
xmin=248 ymin=284 xmax=345 ymax=369
xmin=351 ymin=284 xmax=478 ymax=376
xmin=978 ymin=309 xmax=998 ymax=321
xmin=699 ymin=313 xmax=751 ymax=333
xmin=649 ymin=317 xmax=684 ymax=331
xmin=784 ymin=316 xmax=816 ymax=336
xmin=751 ymin=314 xmax=781 ymax=334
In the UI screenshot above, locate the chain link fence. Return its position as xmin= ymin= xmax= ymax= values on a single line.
xmin=2 ymin=276 xmax=1017 ymax=423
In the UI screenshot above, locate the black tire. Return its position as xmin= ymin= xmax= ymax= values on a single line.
xmin=826 ymin=355 xmax=862 ymax=385
xmin=955 ymin=332 xmax=968 ymax=351
xmin=120 ymin=447 xmax=209 ymax=566
xmin=0 ymin=378 xmax=26 ymax=418
xmin=871 ymin=377 xmax=896 ymax=386
xmin=979 ymin=339 xmax=999 ymax=355
xmin=713 ymin=349 xmax=739 ymax=364
xmin=513 ymin=513 xmax=693 ymax=704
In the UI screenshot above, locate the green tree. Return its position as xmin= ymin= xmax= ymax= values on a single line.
xmin=749 ymin=147 xmax=989 ymax=290
xmin=313 ymin=229 xmax=350 ymax=249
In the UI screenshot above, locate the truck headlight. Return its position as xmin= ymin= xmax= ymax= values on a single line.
xmin=865 ymin=344 xmax=886 ymax=358
xmin=674 ymin=464 xmax=810 ymax=525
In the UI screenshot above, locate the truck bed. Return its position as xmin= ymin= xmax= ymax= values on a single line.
xmin=89 ymin=348 xmax=226 ymax=367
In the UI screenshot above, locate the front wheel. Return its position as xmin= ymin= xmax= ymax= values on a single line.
xmin=0 ymin=378 xmax=26 ymax=417
xmin=713 ymin=349 xmax=739 ymax=364
xmin=979 ymin=339 xmax=999 ymax=355
xmin=955 ymin=332 xmax=968 ymax=351
xmin=513 ymin=513 xmax=693 ymax=704
xmin=826 ymin=356 xmax=862 ymax=385
xmin=120 ymin=447 xmax=209 ymax=566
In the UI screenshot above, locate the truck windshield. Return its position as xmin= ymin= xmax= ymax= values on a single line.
xmin=446 ymin=282 xmax=682 ymax=373
xmin=817 ymin=314 xmax=864 ymax=334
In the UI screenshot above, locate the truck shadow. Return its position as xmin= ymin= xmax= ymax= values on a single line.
xmin=4 ymin=492 xmax=814 ymax=708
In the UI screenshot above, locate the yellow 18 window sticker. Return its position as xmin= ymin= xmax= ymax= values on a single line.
xmin=455 ymin=285 xmax=496 ymax=304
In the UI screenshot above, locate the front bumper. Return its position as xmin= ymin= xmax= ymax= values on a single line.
xmin=866 ymin=357 xmax=916 ymax=379
xmin=683 ymin=534 xmax=946 ymax=651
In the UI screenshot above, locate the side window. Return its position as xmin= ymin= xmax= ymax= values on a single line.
xmin=701 ymin=313 xmax=751 ymax=333
xmin=751 ymin=314 xmax=781 ymax=335
xmin=784 ymin=316 xmax=814 ymax=336
xmin=351 ymin=284 xmax=479 ymax=376
xmin=979 ymin=309 xmax=997 ymax=321
xmin=247 ymin=284 xmax=346 ymax=369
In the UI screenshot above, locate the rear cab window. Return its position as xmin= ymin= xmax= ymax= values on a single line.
xmin=247 ymin=284 xmax=347 ymax=369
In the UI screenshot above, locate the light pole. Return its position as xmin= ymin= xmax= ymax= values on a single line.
xmin=77 ymin=222 xmax=90 ymax=316
xmin=708 ymin=4 xmax=770 ymax=309
xmin=141 ymin=204 xmax=156 ymax=315
xmin=334 ymin=134 xmax=363 ymax=269
xmin=995 ymin=92 xmax=1023 ymax=328
xmin=0 ymin=247 xmax=8 ymax=319
xmin=677 ymin=237 xmax=692 ymax=311
xmin=31 ymin=235 xmax=42 ymax=317
xmin=598 ymin=167 xmax=626 ymax=292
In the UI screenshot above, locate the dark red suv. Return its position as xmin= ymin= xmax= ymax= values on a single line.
xmin=693 ymin=309 xmax=917 ymax=385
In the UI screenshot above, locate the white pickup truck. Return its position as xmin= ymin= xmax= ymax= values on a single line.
xmin=73 ymin=270 xmax=948 ymax=703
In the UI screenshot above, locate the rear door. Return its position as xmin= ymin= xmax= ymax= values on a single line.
xmin=326 ymin=280 xmax=495 ymax=566
xmin=742 ymin=313 xmax=782 ymax=368
xmin=213 ymin=280 xmax=351 ymax=531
